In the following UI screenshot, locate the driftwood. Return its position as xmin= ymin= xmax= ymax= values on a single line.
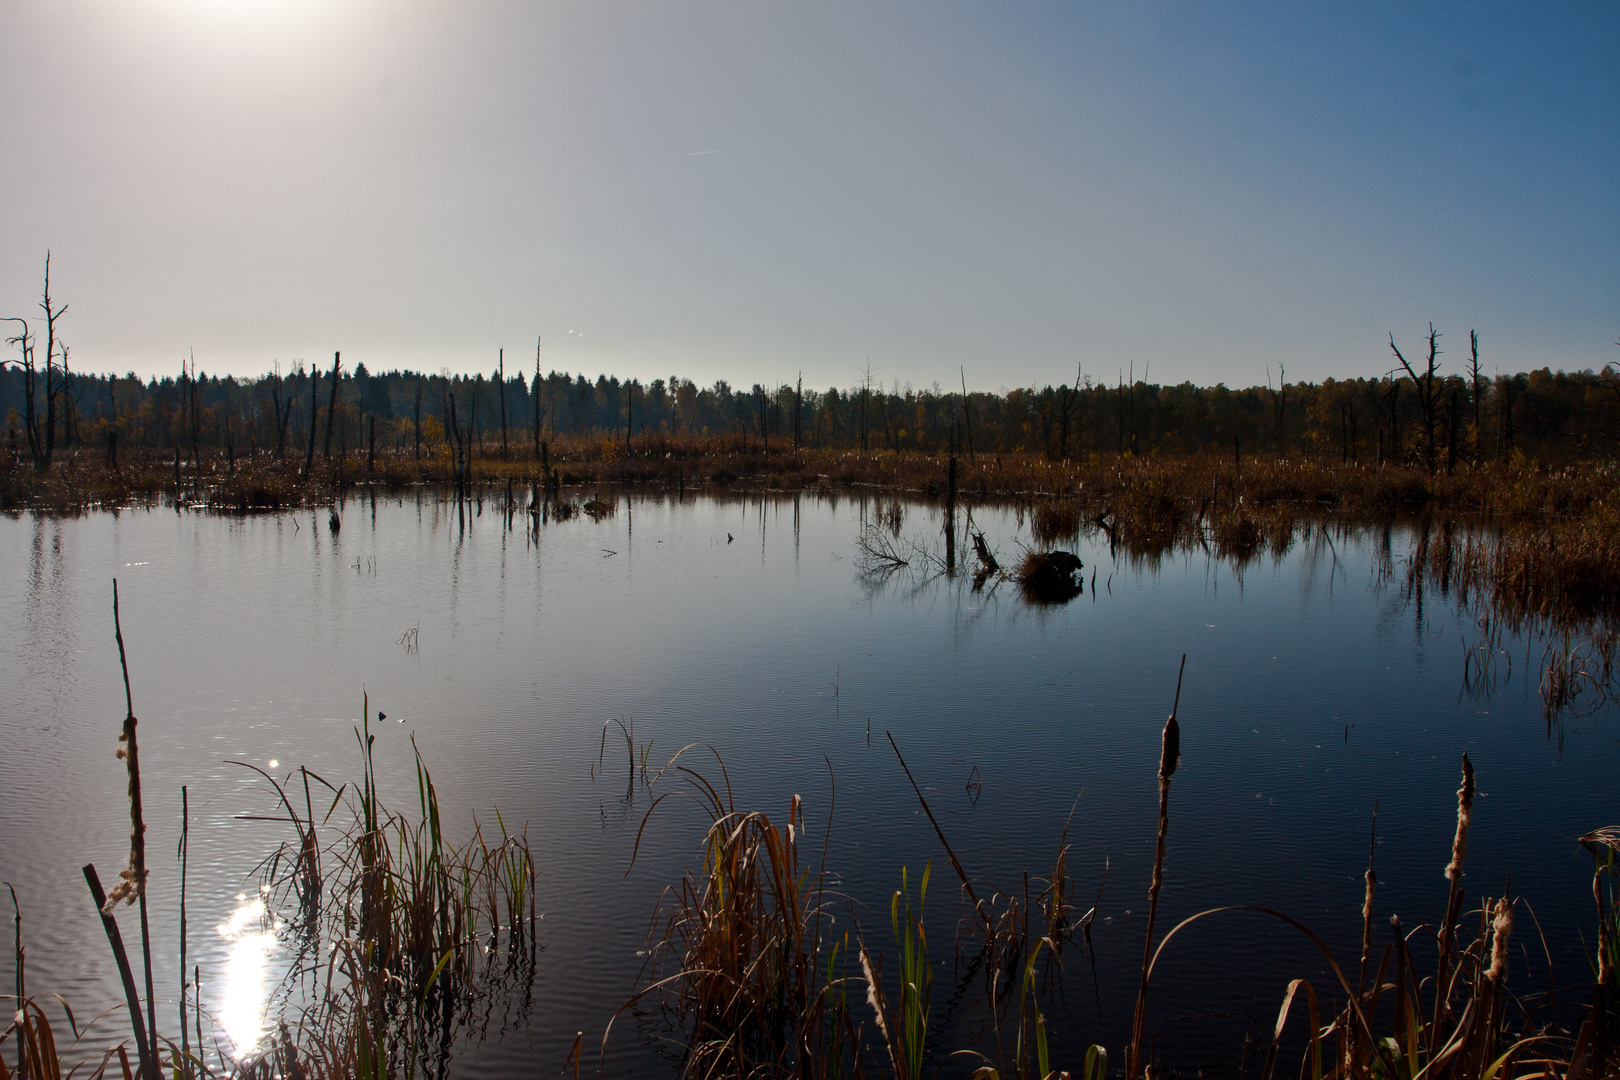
xmin=971 ymin=531 xmax=998 ymax=574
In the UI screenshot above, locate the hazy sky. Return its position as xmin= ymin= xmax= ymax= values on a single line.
xmin=2 ymin=2 xmax=1615 ymax=389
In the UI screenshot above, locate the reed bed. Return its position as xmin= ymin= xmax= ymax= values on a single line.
xmin=1403 ymin=511 xmax=1620 ymax=725
xmin=0 ymin=594 xmax=537 ymax=1080
xmin=618 ymin=740 xmax=1107 ymax=1080
xmin=5 ymin=440 xmax=1617 ymax=528
xmin=6 ymin=577 xmax=1619 ymax=1080
xmin=613 ymin=747 xmax=860 ymax=1079
xmin=235 ymin=704 xmax=539 ymax=1080
xmin=614 ymin=679 xmax=1617 ymax=1080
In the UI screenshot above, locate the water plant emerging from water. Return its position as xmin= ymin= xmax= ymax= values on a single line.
xmin=0 ymin=588 xmax=538 ymax=1080
xmin=607 ymin=668 xmax=1618 ymax=1080
xmin=233 ymin=702 xmax=539 ymax=1080
xmin=5 ymin=575 xmax=1620 ymax=1079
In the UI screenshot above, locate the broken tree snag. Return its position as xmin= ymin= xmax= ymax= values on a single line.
xmin=972 ymin=531 xmax=998 ymax=574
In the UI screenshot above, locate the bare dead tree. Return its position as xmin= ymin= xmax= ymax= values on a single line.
xmin=860 ymin=359 xmax=873 ymax=453
xmin=1116 ymin=370 xmax=1126 ymax=455
xmin=879 ymin=378 xmax=893 ymax=451
xmin=268 ymin=362 xmax=291 ymax=460
xmin=1390 ymin=324 xmax=1442 ymax=474
xmin=62 ymin=342 xmax=80 ymax=448
xmin=44 ymin=259 xmax=67 ymax=465
xmin=322 ymin=351 xmax=341 ymax=460
xmin=536 ymin=341 xmax=555 ymax=454
xmin=447 ymin=391 xmax=470 ymax=488
xmin=1382 ymin=377 xmax=1401 ymax=466
xmin=2 ymin=316 xmax=42 ymax=465
xmin=1496 ymin=372 xmax=1517 ymax=458
xmin=498 ymin=348 xmax=508 ymax=459
xmin=1056 ymin=361 xmax=1082 ymax=459
xmin=1468 ymin=331 xmax=1484 ymax=461
xmin=187 ymin=349 xmax=199 ymax=454
xmin=959 ymin=365 xmax=975 ymax=463
xmin=34 ymin=254 xmax=69 ymax=469
xmin=303 ymin=364 xmax=320 ymax=477
xmin=1265 ymin=363 xmax=1286 ymax=453
xmin=1596 ymin=342 xmax=1620 ymax=450
xmin=1446 ymin=383 xmax=1460 ymax=475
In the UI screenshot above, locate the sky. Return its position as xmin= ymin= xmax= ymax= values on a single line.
xmin=1 ymin=1 xmax=1615 ymax=390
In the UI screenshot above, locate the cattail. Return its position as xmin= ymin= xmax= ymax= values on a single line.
xmin=1131 ymin=656 xmax=1186 ymax=1080
xmin=1444 ymin=753 xmax=1474 ymax=882
xmin=102 ymin=715 xmax=147 ymax=914
xmin=1485 ymin=896 xmax=1513 ymax=984
xmin=1159 ymin=715 xmax=1180 ymax=781
xmin=1357 ymin=807 xmax=1378 ymax=997
xmin=859 ymin=944 xmax=895 ymax=1071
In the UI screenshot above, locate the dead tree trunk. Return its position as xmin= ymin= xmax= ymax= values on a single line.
xmin=533 ymin=336 xmax=544 ymax=460
xmin=498 ymin=348 xmax=508 ymax=459
xmin=322 ymin=351 xmax=341 ymax=460
xmin=304 ymin=367 xmax=319 ymax=477
xmin=1468 ymin=331 xmax=1483 ymax=462
xmin=1389 ymin=325 xmax=1441 ymax=474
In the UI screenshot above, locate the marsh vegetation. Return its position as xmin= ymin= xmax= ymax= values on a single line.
xmin=1 ymin=490 xmax=1615 ymax=1079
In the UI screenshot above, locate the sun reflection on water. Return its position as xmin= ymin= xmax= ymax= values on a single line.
xmin=216 ymin=890 xmax=279 ymax=1057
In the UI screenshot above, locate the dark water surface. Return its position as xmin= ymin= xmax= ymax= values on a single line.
xmin=3 ymin=490 xmax=1615 ymax=1075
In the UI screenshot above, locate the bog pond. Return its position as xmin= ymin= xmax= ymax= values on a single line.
xmin=2 ymin=489 xmax=1615 ymax=1075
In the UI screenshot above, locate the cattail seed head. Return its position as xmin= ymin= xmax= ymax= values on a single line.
xmin=1444 ymin=753 xmax=1474 ymax=882
xmin=103 ymin=717 xmax=148 ymax=913
xmin=1486 ymin=896 xmax=1513 ymax=983
xmin=1159 ymin=716 xmax=1180 ymax=781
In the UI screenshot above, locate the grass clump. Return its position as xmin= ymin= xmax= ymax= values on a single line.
xmin=619 ymin=747 xmax=862 ymax=1079
xmin=230 ymin=703 xmax=538 ymax=1079
xmin=1 ymin=615 xmax=538 ymax=1080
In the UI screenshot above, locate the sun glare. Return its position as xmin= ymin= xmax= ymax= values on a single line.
xmin=216 ymin=896 xmax=277 ymax=1058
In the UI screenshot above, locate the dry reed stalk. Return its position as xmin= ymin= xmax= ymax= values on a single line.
xmin=82 ymin=864 xmax=157 ymax=1080
xmin=625 ymin=763 xmax=845 ymax=1077
xmin=1345 ymin=807 xmax=1380 ymax=1079
xmin=1128 ymin=654 xmax=1186 ymax=1080
xmin=8 ymin=884 xmax=24 ymax=1080
xmin=177 ymin=786 xmax=189 ymax=1078
xmin=887 ymin=733 xmax=991 ymax=936
xmin=96 ymin=581 xmax=162 ymax=1080
xmin=1358 ymin=807 xmax=1379 ymax=996
xmin=1434 ymin=754 xmax=1476 ymax=1037
xmin=213 ymin=705 xmax=539 ymax=1078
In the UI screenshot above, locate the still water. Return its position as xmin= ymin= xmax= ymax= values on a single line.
xmin=2 ymin=490 xmax=1614 ymax=1074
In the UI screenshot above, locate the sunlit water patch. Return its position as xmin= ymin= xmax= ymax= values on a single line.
xmin=217 ymin=890 xmax=278 ymax=1058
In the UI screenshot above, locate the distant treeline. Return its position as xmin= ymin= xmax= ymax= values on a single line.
xmin=4 ymin=345 xmax=1619 ymax=471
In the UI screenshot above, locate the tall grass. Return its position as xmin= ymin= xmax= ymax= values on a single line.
xmin=6 ymin=599 xmax=1618 ymax=1079
xmin=0 ymin=686 xmax=537 ymax=1080
xmin=614 ymin=677 xmax=1616 ymax=1080
xmin=7 ymin=437 xmax=1617 ymax=529
xmin=617 ymin=746 xmax=858 ymax=1078
xmin=238 ymin=702 xmax=538 ymax=1079
xmin=1404 ymin=514 xmax=1620 ymax=725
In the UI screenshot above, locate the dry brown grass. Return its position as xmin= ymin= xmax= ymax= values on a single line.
xmin=5 ymin=439 xmax=1617 ymax=525
xmin=617 ymin=746 xmax=861 ymax=1079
